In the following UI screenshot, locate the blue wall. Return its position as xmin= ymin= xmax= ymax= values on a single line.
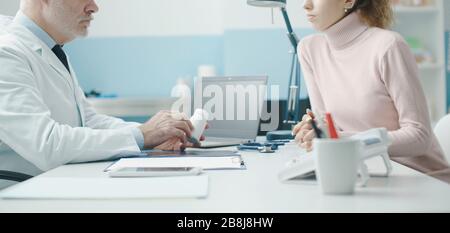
xmin=65 ymin=28 xmax=315 ymax=99
xmin=66 ymin=29 xmax=450 ymax=107
xmin=66 ymin=35 xmax=224 ymax=97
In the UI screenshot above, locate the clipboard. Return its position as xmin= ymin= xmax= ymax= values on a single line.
xmin=114 ymin=149 xmax=239 ymax=159
xmin=104 ymin=155 xmax=246 ymax=172
xmin=144 ymin=150 xmax=239 ymax=158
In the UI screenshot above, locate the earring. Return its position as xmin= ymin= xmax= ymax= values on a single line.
xmin=345 ymin=1 xmax=355 ymax=13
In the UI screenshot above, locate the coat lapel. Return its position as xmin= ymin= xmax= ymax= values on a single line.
xmin=7 ymin=22 xmax=73 ymax=88
xmin=6 ymin=22 xmax=85 ymax=126
xmin=68 ymin=60 xmax=86 ymax=127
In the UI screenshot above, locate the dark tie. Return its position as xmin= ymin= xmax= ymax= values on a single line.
xmin=52 ymin=45 xmax=71 ymax=73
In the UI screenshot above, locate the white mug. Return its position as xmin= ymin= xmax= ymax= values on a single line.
xmin=313 ymin=138 xmax=362 ymax=195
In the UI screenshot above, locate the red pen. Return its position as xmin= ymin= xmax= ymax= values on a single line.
xmin=325 ymin=113 xmax=339 ymax=139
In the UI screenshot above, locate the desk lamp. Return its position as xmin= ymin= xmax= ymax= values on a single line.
xmin=247 ymin=0 xmax=301 ymax=139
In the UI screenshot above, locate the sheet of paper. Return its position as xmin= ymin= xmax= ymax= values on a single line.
xmin=106 ymin=156 xmax=245 ymax=172
xmin=0 ymin=176 xmax=208 ymax=200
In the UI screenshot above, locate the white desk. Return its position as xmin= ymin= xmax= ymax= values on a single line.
xmin=1 ymin=143 xmax=450 ymax=213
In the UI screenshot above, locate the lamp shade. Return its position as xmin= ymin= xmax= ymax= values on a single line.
xmin=247 ymin=0 xmax=286 ymax=8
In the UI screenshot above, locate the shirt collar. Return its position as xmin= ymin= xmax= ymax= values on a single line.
xmin=324 ymin=12 xmax=369 ymax=50
xmin=14 ymin=10 xmax=57 ymax=49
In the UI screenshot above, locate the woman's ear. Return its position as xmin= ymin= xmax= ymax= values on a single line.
xmin=343 ymin=0 xmax=357 ymax=12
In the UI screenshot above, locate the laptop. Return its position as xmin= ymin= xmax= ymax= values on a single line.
xmin=194 ymin=76 xmax=268 ymax=148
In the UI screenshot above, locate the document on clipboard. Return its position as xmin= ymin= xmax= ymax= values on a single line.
xmin=118 ymin=150 xmax=239 ymax=159
xmin=144 ymin=150 xmax=239 ymax=158
xmin=105 ymin=156 xmax=246 ymax=172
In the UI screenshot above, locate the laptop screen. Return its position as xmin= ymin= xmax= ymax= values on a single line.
xmin=195 ymin=76 xmax=268 ymax=139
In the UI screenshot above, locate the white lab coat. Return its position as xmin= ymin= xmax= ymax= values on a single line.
xmin=0 ymin=21 xmax=141 ymax=179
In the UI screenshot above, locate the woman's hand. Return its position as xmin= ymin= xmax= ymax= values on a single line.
xmin=292 ymin=110 xmax=316 ymax=152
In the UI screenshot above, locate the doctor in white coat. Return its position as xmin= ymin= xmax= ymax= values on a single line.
xmin=0 ymin=0 xmax=200 ymax=187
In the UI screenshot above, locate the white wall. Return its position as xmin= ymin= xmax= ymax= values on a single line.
xmin=0 ymin=0 xmax=312 ymax=37
xmin=224 ymin=0 xmax=310 ymax=30
xmin=445 ymin=0 xmax=450 ymax=30
xmin=91 ymin=0 xmax=311 ymax=37
xmin=90 ymin=0 xmax=224 ymax=37
xmin=0 ymin=0 xmax=19 ymax=16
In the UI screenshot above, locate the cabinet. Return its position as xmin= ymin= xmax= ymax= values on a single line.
xmin=392 ymin=0 xmax=446 ymax=125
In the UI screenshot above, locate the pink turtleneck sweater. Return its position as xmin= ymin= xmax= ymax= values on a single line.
xmin=299 ymin=13 xmax=450 ymax=183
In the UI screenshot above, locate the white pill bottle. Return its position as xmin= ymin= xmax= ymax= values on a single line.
xmin=190 ymin=109 xmax=209 ymax=143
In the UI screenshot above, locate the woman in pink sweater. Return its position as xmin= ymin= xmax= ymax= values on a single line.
xmin=292 ymin=0 xmax=450 ymax=183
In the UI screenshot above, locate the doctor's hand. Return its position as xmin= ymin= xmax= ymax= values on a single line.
xmin=154 ymin=124 xmax=209 ymax=151
xmin=139 ymin=111 xmax=194 ymax=149
xmin=292 ymin=111 xmax=316 ymax=152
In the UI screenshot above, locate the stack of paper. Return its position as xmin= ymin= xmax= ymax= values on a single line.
xmin=0 ymin=176 xmax=209 ymax=199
